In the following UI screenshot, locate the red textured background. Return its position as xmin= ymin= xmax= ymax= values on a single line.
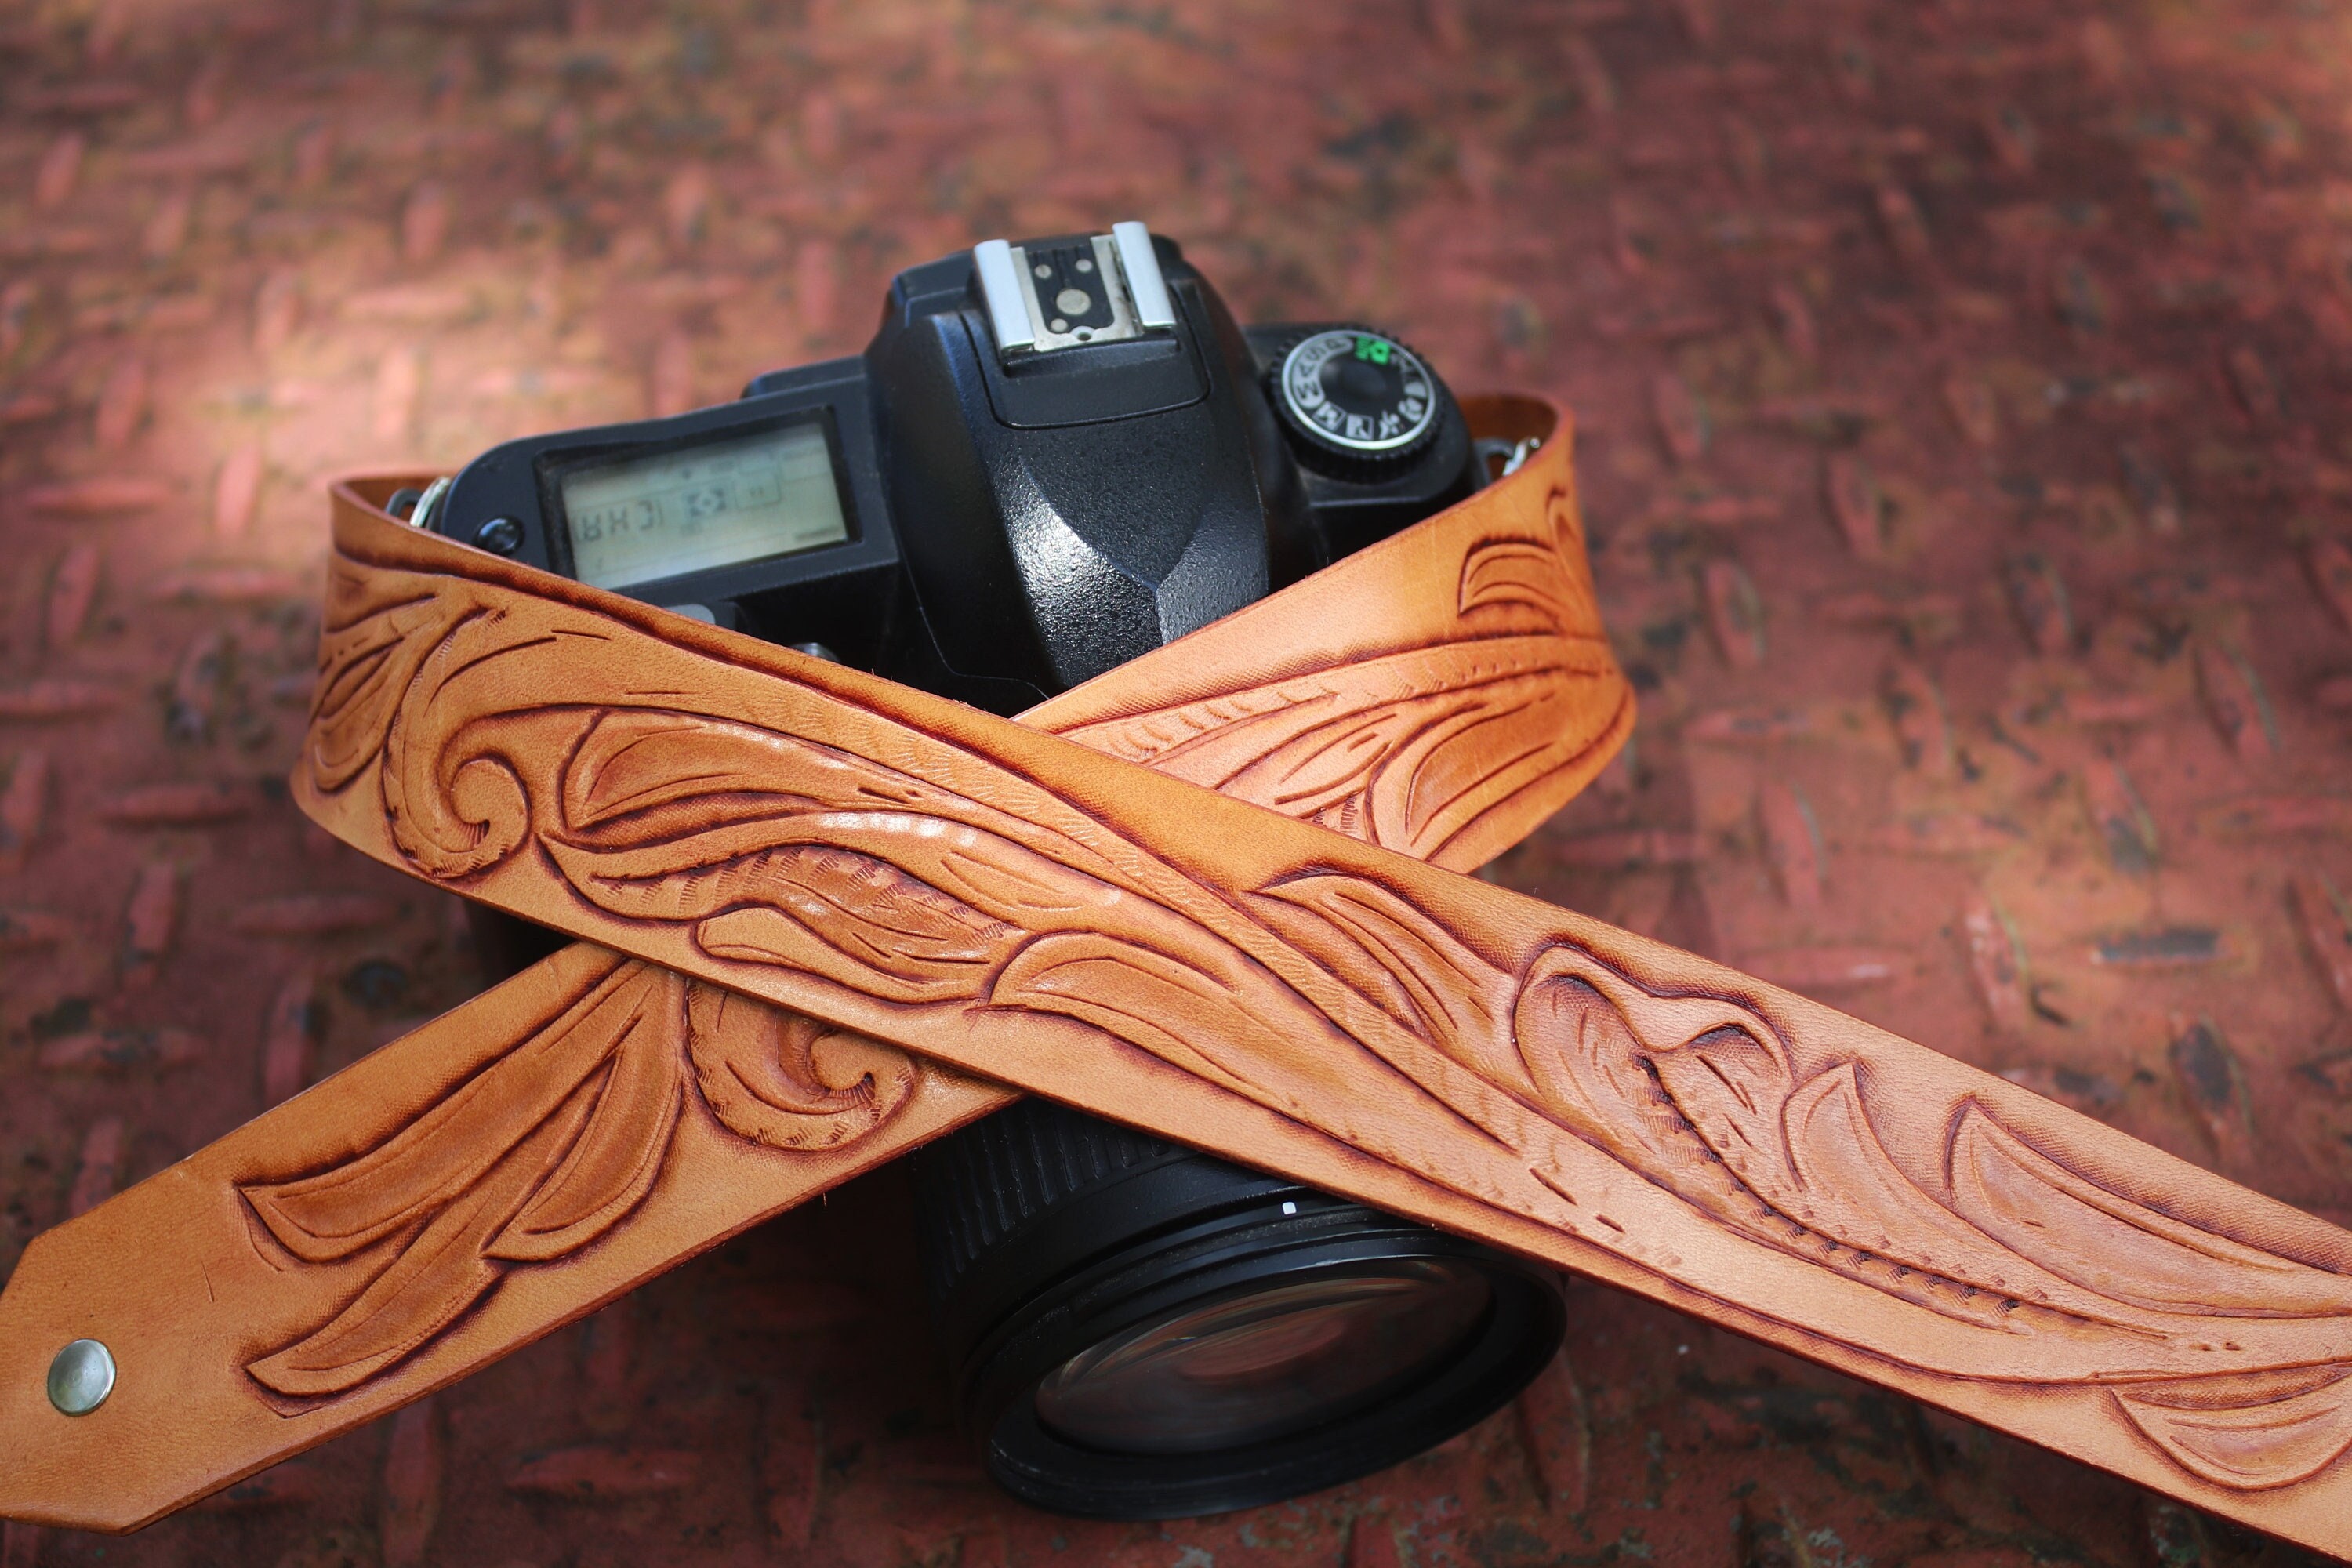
xmin=4 ymin=1 xmax=2352 ymax=1564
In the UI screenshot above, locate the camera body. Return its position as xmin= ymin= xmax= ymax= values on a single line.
xmin=427 ymin=226 xmax=1560 ymax=1521
xmin=430 ymin=224 xmax=1479 ymax=715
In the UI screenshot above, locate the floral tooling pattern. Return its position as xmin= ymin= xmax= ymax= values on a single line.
xmin=280 ymin=510 xmax=2352 ymax=1497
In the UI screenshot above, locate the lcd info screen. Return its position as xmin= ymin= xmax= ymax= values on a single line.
xmin=557 ymin=420 xmax=850 ymax=592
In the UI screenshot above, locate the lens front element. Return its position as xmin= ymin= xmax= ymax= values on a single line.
xmin=914 ymin=1098 xmax=1566 ymax=1519
xmin=1036 ymin=1263 xmax=1494 ymax=1455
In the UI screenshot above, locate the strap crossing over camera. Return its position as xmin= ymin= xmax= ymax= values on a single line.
xmin=411 ymin=222 xmax=1552 ymax=1519
xmin=3 ymin=232 xmax=2351 ymax=1560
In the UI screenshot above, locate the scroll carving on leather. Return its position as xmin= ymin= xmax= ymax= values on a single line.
xmin=1046 ymin=510 xmax=1625 ymax=864
xmin=292 ymin=499 xmax=2352 ymax=1519
xmin=9 ymin=400 xmax=2352 ymax=1558
xmin=237 ymin=954 xmax=918 ymax=1399
xmin=308 ymin=433 xmax=1631 ymax=886
xmin=227 ymin=416 xmax=1631 ymax=1413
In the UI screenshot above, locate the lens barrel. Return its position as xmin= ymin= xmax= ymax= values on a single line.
xmin=911 ymin=1099 xmax=1566 ymax=1519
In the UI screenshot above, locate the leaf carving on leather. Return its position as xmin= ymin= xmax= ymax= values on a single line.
xmin=1243 ymin=881 xmax=1780 ymax=1184
xmin=535 ymin=710 xmax=1141 ymax=999
xmin=1771 ymin=1065 xmax=2166 ymax=1334
xmin=1029 ymin=494 xmax=1621 ymax=865
xmin=489 ymin=980 xmax=685 ymax=1265
xmin=2115 ymin=1368 xmax=2352 ymax=1490
xmin=1251 ymin=871 xmax=1532 ymax=1097
xmin=307 ymin=558 xmax=473 ymax=793
xmin=247 ymin=1072 xmax=604 ymax=1398
xmin=1519 ymin=949 xmax=2352 ymax=1347
xmin=238 ymin=956 xmax=916 ymax=1400
xmin=554 ymin=752 xmax=1561 ymax=1214
xmin=987 ymin=924 xmax=1555 ymax=1221
xmin=1233 ymin=873 xmax=2352 ymax=1392
xmin=1362 ymin=655 xmax=1631 ymax=863
xmin=297 ymin=527 xmax=2352 ymax=1494
xmin=993 ymin=928 xmax=1367 ymax=1113
xmin=242 ymin=958 xmax=678 ymax=1396
xmin=1534 ymin=956 xmax=2352 ymax=1442
xmin=1457 ymin=537 xmax=1593 ymax=632
xmin=1051 ymin=639 xmax=1626 ymax=865
xmin=1510 ymin=951 xmax=2061 ymax=1329
xmin=245 ymin=957 xmax=664 ymax=1263
xmin=1947 ymin=1103 xmax=2352 ymax=1319
xmin=558 ymin=709 xmax=956 ymax=834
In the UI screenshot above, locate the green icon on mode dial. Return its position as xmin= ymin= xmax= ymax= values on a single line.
xmin=1273 ymin=329 xmax=1440 ymax=467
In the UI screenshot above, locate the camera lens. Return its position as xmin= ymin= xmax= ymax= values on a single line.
xmin=1033 ymin=1261 xmax=1494 ymax=1454
xmin=913 ymin=1098 xmax=1564 ymax=1519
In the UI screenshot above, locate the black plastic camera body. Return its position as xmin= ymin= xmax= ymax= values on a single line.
xmin=428 ymin=226 xmax=1562 ymax=1522
xmin=431 ymin=224 xmax=1479 ymax=716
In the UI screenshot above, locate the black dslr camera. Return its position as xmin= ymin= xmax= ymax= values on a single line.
xmin=422 ymin=224 xmax=1565 ymax=1519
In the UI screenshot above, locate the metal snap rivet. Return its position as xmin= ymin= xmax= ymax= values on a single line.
xmin=46 ymin=1338 xmax=114 ymax=1416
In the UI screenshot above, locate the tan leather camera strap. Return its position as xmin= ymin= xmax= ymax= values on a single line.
xmin=2 ymin=398 xmax=2350 ymax=1557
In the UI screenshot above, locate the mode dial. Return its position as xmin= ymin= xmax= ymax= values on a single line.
xmin=1269 ymin=328 xmax=1443 ymax=477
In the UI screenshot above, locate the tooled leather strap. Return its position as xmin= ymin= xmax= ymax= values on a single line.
xmin=2 ymin=400 xmax=2350 ymax=1557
